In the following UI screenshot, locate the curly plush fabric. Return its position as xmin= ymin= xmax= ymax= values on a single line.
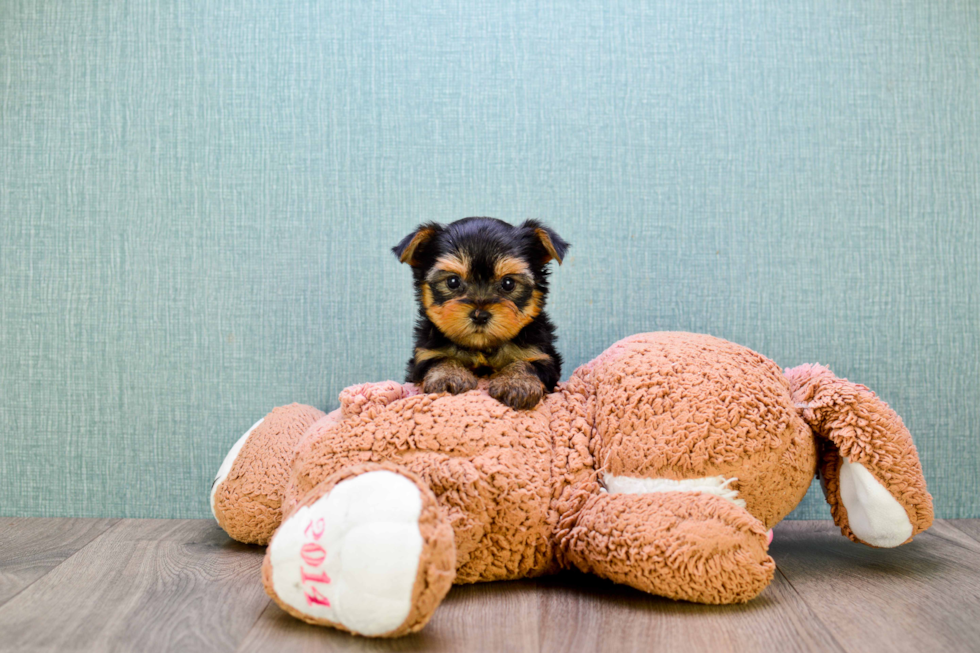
xmin=584 ymin=333 xmax=817 ymax=529
xmin=566 ymin=491 xmax=775 ymax=604
xmin=212 ymin=403 xmax=325 ymax=544
xmin=262 ymin=462 xmax=455 ymax=637
xmin=784 ymin=363 xmax=933 ymax=544
xmin=287 ymin=387 xmax=559 ymax=582
xmin=213 ymin=331 xmax=934 ymax=637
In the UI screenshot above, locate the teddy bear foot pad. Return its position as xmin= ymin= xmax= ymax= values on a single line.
xmin=838 ymin=457 xmax=913 ymax=547
xmin=264 ymin=470 xmax=427 ymax=636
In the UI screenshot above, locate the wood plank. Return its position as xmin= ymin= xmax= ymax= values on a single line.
xmin=0 ymin=519 xmax=270 ymax=653
xmin=925 ymin=519 xmax=980 ymax=555
xmin=537 ymin=569 xmax=843 ymax=653
xmin=237 ymin=579 xmax=542 ymax=653
xmin=770 ymin=519 xmax=980 ymax=653
xmin=241 ymin=565 xmax=842 ymax=652
xmin=0 ymin=517 xmax=118 ymax=607
xmin=948 ymin=519 xmax=980 ymax=543
xmin=2 ymin=518 xmax=978 ymax=652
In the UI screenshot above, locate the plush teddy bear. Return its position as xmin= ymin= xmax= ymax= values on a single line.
xmin=211 ymin=331 xmax=933 ymax=638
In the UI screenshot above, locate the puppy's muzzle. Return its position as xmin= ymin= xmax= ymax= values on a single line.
xmin=469 ymin=308 xmax=492 ymax=326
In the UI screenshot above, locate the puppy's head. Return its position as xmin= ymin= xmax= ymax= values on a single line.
xmin=393 ymin=217 xmax=569 ymax=350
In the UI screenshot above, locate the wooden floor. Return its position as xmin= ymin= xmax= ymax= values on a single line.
xmin=0 ymin=519 xmax=978 ymax=653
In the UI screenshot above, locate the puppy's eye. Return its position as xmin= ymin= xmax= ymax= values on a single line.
xmin=500 ymin=277 xmax=516 ymax=292
xmin=446 ymin=276 xmax=461 ymax=290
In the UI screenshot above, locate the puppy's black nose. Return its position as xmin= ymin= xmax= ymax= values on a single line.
xmin=470 ymin=309 xmax=491 ymax=326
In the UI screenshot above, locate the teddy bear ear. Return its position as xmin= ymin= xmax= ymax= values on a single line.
xmin=521 ymin=220 xmax=570 ymax=265
xmin=392 ymin=223 xmax=441 ymax=267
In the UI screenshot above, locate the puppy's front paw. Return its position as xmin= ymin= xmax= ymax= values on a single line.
xmin=422 ymin=363 xmax=478 ymax=395
xmin=488 ymin=374 xmax=545 ymax=410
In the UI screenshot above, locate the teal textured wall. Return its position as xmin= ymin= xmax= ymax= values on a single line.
xmin=1 ymin=1 xmax=977 ymax=519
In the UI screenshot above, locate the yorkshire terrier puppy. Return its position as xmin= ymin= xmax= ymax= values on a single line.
xmin=392 ymin=217 xmax=569 ymax=410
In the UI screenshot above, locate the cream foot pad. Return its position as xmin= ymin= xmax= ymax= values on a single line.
xmin=838 ymin=457 xmax=913 ymax=548
xmin=265 ymin=470 xmax=429 ymax=636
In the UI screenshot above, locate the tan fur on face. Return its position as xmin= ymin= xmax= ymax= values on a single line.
xmin=474 ymin=291 xmax=544 ymax=347
xmin=420 ymin=248 xmax=545 ymax=350
xmin=494 ymin=256 xmax=531 ymax=279
xmin=424 ymin=290 xmax=544 ymax=350
xmin=424 ymin=299 xmax=481 ymax=345
xmin=431 ymin=253 xmax=471 ymax=280
xmin=523 ymin=290 xmax=543 ymax=320
xmin=480 ymin=302 xmax=533 ymax=345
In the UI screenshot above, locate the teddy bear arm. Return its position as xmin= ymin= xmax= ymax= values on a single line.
xmin=786 ymin=364 xmax=934 ymax=548
xmin=562 ymin=491 xmax=775 ymax=604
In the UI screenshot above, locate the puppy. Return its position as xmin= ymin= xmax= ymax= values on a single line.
xmin=392 ymin=217 xmax=569 ymax=410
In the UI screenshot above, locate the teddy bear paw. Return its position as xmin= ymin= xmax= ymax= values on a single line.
xmin=838 ymin=457 xmax=913 ymax=547
xmin=265 ymin=471 xmax=427 ymax=636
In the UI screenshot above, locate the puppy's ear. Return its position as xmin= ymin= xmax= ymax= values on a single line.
xmin=521 ymin=220 xmax=570 ymax=265
xmin=392 ymin=223 xmax=440 ymax=267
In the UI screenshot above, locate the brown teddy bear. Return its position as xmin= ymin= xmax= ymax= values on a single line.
xmin=211 ymin=332 xmax=933 ymax=638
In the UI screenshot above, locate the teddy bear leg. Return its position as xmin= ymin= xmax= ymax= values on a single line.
xmin=211 ymin=403 xmax=327 ymax=544
xmin=563 ymin=491 xmax=775 ymax=604
xmin=262 ymin=462 xmax=456 ymax=638
xmin=785 ymin=364 xmax=934 ymax=547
